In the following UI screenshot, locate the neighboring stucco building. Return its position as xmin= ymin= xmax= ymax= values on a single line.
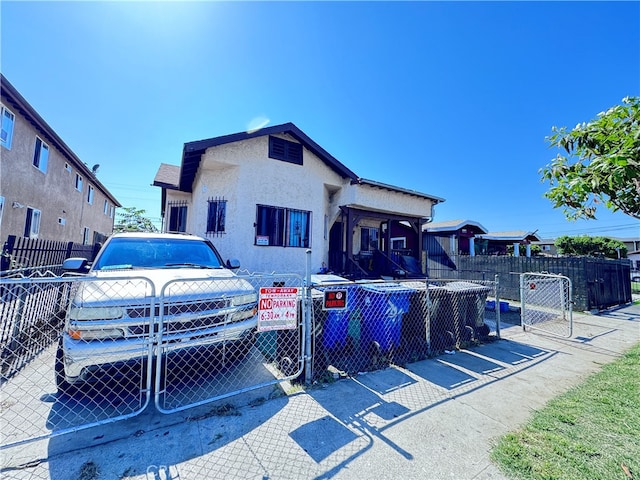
xmin=153 ymin=123 xmax=444 ymax=277
xmin=0 ymin=74 xmax=120 ymax=246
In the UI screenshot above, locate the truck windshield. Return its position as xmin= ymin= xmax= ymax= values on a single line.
xmin=92 ymin=237 xmax=224 ymax=270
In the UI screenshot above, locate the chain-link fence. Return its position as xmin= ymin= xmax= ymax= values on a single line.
xmin=1 ymin=268 xmax=503 ymax=451
xmin=310 ymin=278 xmax=501 ymax=382
xmin=521 ymin=272 xmax=573 ymax=337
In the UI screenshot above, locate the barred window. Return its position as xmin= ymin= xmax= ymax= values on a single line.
xmin=255 ymin=204 xmax=310 ymax=248
xmin=207 ymin=197 xmax=226 ymax=236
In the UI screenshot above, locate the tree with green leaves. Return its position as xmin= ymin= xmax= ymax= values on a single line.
xmin=554 ymin=235 xmax=627 ymax=259
xmin=540 ymin=96 xmax=640 ymax=220
xmin=113 ymin=207 xmax=158 ymax=233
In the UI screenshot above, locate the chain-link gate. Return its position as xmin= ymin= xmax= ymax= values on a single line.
xmin=1 ymin=274 xmax=155 ymax=449
xmin=520 ymin=272 xmax=573 ymax=337
xmin=155 ymin=273 xmax=304 ymax=414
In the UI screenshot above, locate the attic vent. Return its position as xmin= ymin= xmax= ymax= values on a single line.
xmin=268 ymin=136 xmax=303 ymax=165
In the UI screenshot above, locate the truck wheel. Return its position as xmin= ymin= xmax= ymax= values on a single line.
xmin=55 ymin=339 xmax=76 ymax=397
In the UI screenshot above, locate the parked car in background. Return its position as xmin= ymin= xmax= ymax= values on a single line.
xmin=57 ymin=232 xmax=258 ymax=393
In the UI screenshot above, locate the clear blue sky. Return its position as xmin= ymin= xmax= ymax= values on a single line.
xmin=2 ymin=1 xmax=639 ymax=239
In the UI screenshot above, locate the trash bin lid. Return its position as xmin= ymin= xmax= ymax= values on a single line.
xmin=444 ymin=281 xmax=491 ymax=292
xmin=360 ymin=282 xmax=417 ymax=293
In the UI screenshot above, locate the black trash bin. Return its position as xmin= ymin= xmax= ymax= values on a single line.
xmin=444 ymin=281 xmax=491 ymax=343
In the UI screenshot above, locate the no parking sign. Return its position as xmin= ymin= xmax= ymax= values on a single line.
xmin=258 ymin=287 xmax=298 ymax=331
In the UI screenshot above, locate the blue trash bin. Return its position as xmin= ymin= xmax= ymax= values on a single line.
xmin=312 ymin=284 xmax=355 ymax=350
xmin=360 ymin=283 xmax=415 ymax=353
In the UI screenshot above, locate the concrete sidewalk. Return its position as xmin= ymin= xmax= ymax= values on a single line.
xmin=2 ymin=303 xmax=639 ymax=480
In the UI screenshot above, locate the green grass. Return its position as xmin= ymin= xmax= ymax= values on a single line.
xmin=491 ymin=342 xmax=640 ymax=480
xmin=632 ymin=281 xmax=640 ymax=294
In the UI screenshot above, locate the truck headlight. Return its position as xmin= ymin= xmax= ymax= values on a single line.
xmin=68 ymin=306 xmax=124 ymax=320
xmin=231 ymin=293 xmax=258 ymax=306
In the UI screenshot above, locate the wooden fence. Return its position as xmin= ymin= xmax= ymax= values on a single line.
xmin=428 ymin=254 xmax=632 ymax=311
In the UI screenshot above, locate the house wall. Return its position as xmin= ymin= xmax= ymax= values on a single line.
xmin=0 ymin=98 xmax=116 ymax=246
xmin=167 ymin=134 xmax=349 ymax=275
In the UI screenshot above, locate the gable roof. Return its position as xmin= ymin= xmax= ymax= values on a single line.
xmin=480 ymin=231 xmax=541 ymax=242
xmin=0 ymin=74 xmax=121 ymax=207
xmin=179 ymin=122 xmax=359 ymax=193
xmin=423 ymin=219 xmax=488 ymax=234
xmin=173 ymin=122 xmax=445 ymax=203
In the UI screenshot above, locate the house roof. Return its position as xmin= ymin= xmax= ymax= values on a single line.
xmin=179 ymin=122 xmax=359 ymax=193
xmin=423 ymin=219 xmax=488 ymax=234
xmin=355 ymin=178 xmax=445 ymax=203
xmin=153 ymin=163 xmax=180 ymax=190
xmin=175 ymin=122 xmax=445 ymax=203
xmin=480 ymin=231 xmax=541 ymax=242
xmin=0 ymin=74 xmax=121 ymax=207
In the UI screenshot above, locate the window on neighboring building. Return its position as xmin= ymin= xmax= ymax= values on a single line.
xmin=206 ymin=197 xmax=226 ymax=236
xmin=168 ymin=202 xmax=188 ymax=232
xmin=83 ymin=227 xmax=90 ymax=245
xmin=255 ymin=205 xmax=311 ymax=247
xmin=360 ymin=227 xmax=379 ymax=253
xmin=87 ymin=185 xmax=94 ymax=205
xmin=542 ymin=245 xmax=551 ymax=251
xmin=1 ymin=106 xmax=15 ymax=149
xmin=24 ymin=207 xmax=41 ymax=239
xmin=103 ymin=200 xmax=109 ymax=215
xmin=58 ymin=217 xmax=66 ymax=226
xmin=0 ymin=196 xmax=4 ymax=226
xmin=33 ymin=137 xmax=49 ymax=173
xmin=65 ymin=162 xmax=72 ymax=173
xmin=75 ymin=173 xmax=83 ymax=192
xmin=109 ymin=205 xmax=115 ymax=218
xmin=268 ymin=136 xmax=303 ymax=165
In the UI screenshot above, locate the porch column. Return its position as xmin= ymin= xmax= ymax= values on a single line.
xmin=513 ymin=242 xmax=520 ymax=257
xmin=525 ymin=244 xmax=531 ymax=257
xmin=469 ymin=237 xmax=475 ymax=256
xmin=450 ymin=234 xmax=457 ymax=255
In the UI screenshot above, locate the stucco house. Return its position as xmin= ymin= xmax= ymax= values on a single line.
xmin=153 ymin=123 xmax=444 ymax=277
xmin=0 ymin=74 xmax=120 ymax=247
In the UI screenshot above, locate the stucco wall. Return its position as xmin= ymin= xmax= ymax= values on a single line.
xmin=0 ymin=98 xmax=115 ymax=245
xmin=163 ymin=133 xmax=436 ymax=276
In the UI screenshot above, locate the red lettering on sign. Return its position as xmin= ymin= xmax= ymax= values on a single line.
xmin=259 ymin=298 xmax=272 ymax=309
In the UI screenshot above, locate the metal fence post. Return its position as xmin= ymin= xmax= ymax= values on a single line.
xmin=494 ymin=274 xmax=501 ymax=339
xmin=304 ymin=249 xmax=313 ymax=385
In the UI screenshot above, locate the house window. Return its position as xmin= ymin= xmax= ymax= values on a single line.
xmin=542 ymin=245 xmax=551 ymax=251
xmin=206 ymin=197 xmax=226 ymax=236
xmin=109 ymin=205 xmax=115 ymax=218
xmin=87 ymin=185 xmax=94 ymax=205
xmin=255 ymin=205 xmax=311 ymax=248
xmin=168 ymin=202 xmax=188 ymax=232
xmin=1 ymin=106 xmax=15 ymax=149
xmin=65 ymin=162 xmax=72 ymax=173
xmin=24 ymin=207 xmax=41 ymax=239
xmin=360 ymin=227 xmax=379 ymax=252
xmin=83 ymin=227 xmax=90 ymax=245
xmin=268 ymin=136 xmax=303 ymax=165
xmin=75 ymin=174 xmax=83 ymax=192
xmin=0 ymin=196 xmax=4 ymax=226
xmin=33 ymin=137 xmax=49 ymax=173
xmin=58 ymin=217 xmax=66 ymax=226
xmin=390 ymin=237 xmax=407 ymax=250
xmin=103 ymin=200 xmax=109 ymax=215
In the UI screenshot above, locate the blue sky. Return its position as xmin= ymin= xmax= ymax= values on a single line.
xmin=2 ymin=1 xmax=639 ymax=239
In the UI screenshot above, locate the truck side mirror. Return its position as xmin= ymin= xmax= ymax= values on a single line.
xmin=226 ymin=259 xmax=240 ymax=270
xmin=62 ymin=257 xmax=90 ymax=274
